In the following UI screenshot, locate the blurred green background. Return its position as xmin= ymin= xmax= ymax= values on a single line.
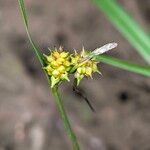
xmin=0 ymin=0 xmax=150 ymax=150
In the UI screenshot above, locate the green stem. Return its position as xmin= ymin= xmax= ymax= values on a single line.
xmin=18 ymin=0 xmax=80 ymax=148
xmin=52 ymin=86 xmax=80 ymax=150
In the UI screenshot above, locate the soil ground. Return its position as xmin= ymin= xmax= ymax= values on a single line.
xmin=0 ymin=0 xmax=150 ymax=150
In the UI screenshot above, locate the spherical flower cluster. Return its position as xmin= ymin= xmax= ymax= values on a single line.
xmin=71 ymin=48 xmax=100 ymax=85
xmin=44 ymin=47 xmax=71 ymax=87
xmin=44 ymin=47 xmax=100 ymax=88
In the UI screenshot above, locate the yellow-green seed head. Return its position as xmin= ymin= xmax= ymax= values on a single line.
xmin=44 ymin=46 xmax=101 ymax=87
xmin=71 ymin=47 xmax=100 ymax=85
xmin=44 ymin=47 xmax=71 ymax=88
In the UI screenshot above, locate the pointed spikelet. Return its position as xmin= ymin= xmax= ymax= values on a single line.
xmin=44 ymin=46 xmax=101 ymax=87
xmin=70 ymin=47 xmax=100 ymax=85
xmin=44 ymin=47 xmax=71 ymax=88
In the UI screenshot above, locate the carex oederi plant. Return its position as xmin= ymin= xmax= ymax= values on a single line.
xmin=18 ymin=0 xmax=150 ymax=149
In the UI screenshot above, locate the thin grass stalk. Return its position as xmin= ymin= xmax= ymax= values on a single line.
xmin=18 ymin=0 xmax=80 ymax=149
xmin=52 ymin=86 xmax=80 ymax=150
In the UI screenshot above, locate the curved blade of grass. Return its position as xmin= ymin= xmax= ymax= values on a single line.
xmin=18 ymin=0 xmax=51 ymax=85
xmin=93 ymin=0 xmax=150 ymax=64
xmin=18 ymin=0 xmax=80 ymax=149
xmin=52 ymin=86 xmax=80 ymax=150
xmin=96 ymin=55 xmax=150 ymax=77
xmin=18 ymin=0 xmax=44 ymax=66
xmin=18 ymin=0 xmax=28 ymax=27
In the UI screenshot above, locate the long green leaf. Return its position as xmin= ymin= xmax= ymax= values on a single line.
xmin=96 ymin=55 xmax=150 ymax=77
xmin=18 ymin=0 xmax=51 ymax=85
xmin=93 ymin=0 xmax=150 ymax=64
xmin=52 ymin=86 xmax=80 ymax=150
xmin=18 ymin=1 xmax=80 ymax=149
xmin=18 ymin=0 xmax=44 ymax=66
xmin=18 ymin=0 xmax=28 ymax=27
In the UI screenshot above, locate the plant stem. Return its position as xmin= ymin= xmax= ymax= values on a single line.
xmin=52 ymin=86 xmax=80 ymax=150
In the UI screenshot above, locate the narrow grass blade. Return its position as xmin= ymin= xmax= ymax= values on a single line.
xmin=18 ymin=0 xmax=44 ymax=66
xmin=52 ymin=86 xmax=80 ymax=150
xmin=96 ymin=55 xmax=150 ymax=77
xmin=18 ymin=1 xmax=80 ymax=149
xmin=93 ymin=0 xmax=150 ymax=64
xmin=18 ymin=0 xmax=28 ymax=27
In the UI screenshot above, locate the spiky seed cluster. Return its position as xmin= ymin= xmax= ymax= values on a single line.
xmin=44 ymin=47 xmax=100 ymax=88
xmin=44 ymin=47 xmax=71 ymax=87
xmin=71 ymin=48 xmax=100 ymax=85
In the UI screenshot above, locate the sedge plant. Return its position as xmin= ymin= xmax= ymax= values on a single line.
xmin=18 ymin=0 xmax=150 ymax=149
